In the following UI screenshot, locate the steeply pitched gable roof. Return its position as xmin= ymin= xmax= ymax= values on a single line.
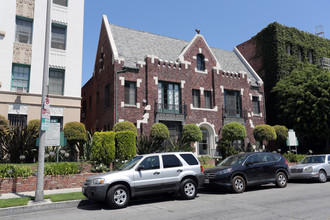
xmin=109 ymin=22 xmax=261 ymax=85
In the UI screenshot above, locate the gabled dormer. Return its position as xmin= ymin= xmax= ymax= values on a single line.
xmin=177 ymin=33 xmax=221 ymax=74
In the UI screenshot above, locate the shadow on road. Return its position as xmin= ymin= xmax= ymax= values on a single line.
xmin=77 ymin=192 xmax=184 ymax=211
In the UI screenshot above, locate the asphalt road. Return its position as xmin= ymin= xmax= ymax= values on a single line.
xmin=2 ymin=181 xmax=330 ymax=220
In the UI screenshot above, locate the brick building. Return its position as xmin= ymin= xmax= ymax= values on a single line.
xmin=81 ymin=15 xmax=265 ymax=156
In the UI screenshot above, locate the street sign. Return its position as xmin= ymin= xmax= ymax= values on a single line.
xmin=41 ymin=97 xmax=51 ymax=131
xmin=45 ymin=123 xmax=60 ymax=146
xmin=286 ymin=129 xmax=298 ymax=146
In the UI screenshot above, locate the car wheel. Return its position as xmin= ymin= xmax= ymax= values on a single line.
xmin=180 ymin=178 xmax=197 ymax=199
xmin=318 ymin=170 xmax=327 ymax=183
xmin=231 ymin=176 xmax=246 ymax=193
xmin=275 ymin=172 xmax=287 ymax=188
xmin=107 ymin=184 xmax=130 ymax=209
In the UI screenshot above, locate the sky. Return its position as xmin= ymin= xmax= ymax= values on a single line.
xmin=82 ymin=0 xmax=330 ymax=86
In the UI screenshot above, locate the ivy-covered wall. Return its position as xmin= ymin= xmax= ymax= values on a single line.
xmin=238 ymin=22 xmax=330 ymax=125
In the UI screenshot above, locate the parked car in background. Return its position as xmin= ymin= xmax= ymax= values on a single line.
xmin=82 ymin=152 xmax=204 ymax=208
xmin=204 ymin=152 xmax=289 ymax=193
xmin=289 ymin=154 xmax=330 ymax=183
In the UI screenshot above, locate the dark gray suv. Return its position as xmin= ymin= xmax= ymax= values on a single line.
xmin=82 ymin=152 xmax=204 ymax=208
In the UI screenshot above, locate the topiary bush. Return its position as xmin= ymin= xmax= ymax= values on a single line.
xmin=253 ymin=124 xmax=277 ymax=149
xmin=113 ymin=121 xmax=137 ymax=136
xmin=91 ymin=131 xmax=116 ymax=165
xmin=217 ymin=140 xmax=238 ymax=159
xmin=63 ymin=122 xmax=87 ymax=161
xmin=182 ymin=124 xmax=202 ymax=143
xmin=116 ymin=130 xmax=136 ymax=161
xmin=222 ymin=122 xmax=247 ymax=142
xmin=150 ymin=123 xmax=169 ymax=140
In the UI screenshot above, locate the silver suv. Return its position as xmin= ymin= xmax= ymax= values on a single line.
xmin=82 ymin=152 xmax=204 ymax=208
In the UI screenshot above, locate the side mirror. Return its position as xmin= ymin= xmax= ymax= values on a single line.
xmin=136 ymin=165 xmax=144 ymax=171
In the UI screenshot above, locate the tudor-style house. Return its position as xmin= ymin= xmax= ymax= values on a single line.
xmin=81 ymin=15 xmax=265 ymax=156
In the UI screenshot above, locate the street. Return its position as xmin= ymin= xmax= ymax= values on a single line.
xmin=2 ymin=181 xmax=330 ymax=220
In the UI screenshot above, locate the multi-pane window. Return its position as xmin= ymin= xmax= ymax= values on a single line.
xmin=53 ymin=0 xmax=68 ymax=6
xmin=124 ymin=81 xmax=136 ymax=105
xmin=252 ymin=96 xmax=260 ymax=115
xmin=192 ymin=89 xmax=200 ymax=108
xmin=16 ymin=18 xmax=33 ymax=44
xmin=224 ymin=90 xmax=242 ymax=117
xmin=51 ymin=25 xmax=66 ymax=50
xmin=11 ymin=64 xmax=30 ymax=92
xmin=104 ymin=84 xmax=110 ymax=108
xmin=197 ymin=54 xmax=205 ymax=71
xmin=8 ymin=114 xmax=27 ymax=127
xmin=204 ymin=91 xmax=212 ymax=109
xmin=158 ymin=82 xmax=180 ymax=113
xmin=49 ymin=69 xmax=64 ymax=95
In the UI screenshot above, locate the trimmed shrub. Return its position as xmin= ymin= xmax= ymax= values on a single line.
xmin=253 ymin=124 xmax=277 ymax=144
xmin=182 ymin=124 xmax=202 ymax=143
xmin=283 ymin=153 xmax=306 ymax=163
xmin=222 ymin=122 xmax=247 ymax=141
xmin=113 ymin=121 xmax=137 ymax=136
xmin=273 ymin=125 xmax=288 ymax=144
xmin=116 ymin=131 xmax=136 ymax=161
xmin=63 ymin=122 xmax=87 ymax=144
xmin=0 ymin=164 xmax=34 ymax=178
xmin=0 ymin=114 xmax=9 ymax=132
xmin=150 ymin=123 xmax=169 ymax=140
xmin=91 ymin=131 xmax=115 ymax=165
xmin=44 ymin=162 xmax=81 ymax=175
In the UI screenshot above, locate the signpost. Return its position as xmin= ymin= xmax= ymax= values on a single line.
xmin=41 ymin=97 xmax=51 ymax=131
xmin=286 ymin=129 xmax=299 ymax=154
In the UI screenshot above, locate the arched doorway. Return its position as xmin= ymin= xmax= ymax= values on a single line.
xmin=197 ymin=122 xmax=217 ymax=156
xmin=198 ymin=128 xmax=209 ymax=155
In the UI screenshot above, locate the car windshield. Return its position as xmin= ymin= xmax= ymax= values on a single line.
xmin=217 ymin=154 xmax=247 ymax=166
xmin=300 ymin=156 xmax=325 ymax=164
xmin=118 ymin=156 xmax=143 ymax=170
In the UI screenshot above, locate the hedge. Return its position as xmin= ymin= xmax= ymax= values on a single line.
xmin=91 ymin=131 xmax=116 ymax=165
xmin=113 ymin=121 xmax=137 ymax=136
xmin=115 ymin=130 xmax=136 ymax=161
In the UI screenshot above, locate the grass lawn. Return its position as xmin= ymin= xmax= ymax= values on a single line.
xmin=0 ymin=197 xmax=31 ymax=208
xmin=0 ymin=192 xmax=86 ymax=208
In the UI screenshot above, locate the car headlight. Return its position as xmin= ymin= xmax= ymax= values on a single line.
xmin=218 ymin=168 xmax=232 ymax=175
xmin=92 ymin=178 xmax=105 ymax=184
xmin=304 ymin=166 xmax=313 ymax=173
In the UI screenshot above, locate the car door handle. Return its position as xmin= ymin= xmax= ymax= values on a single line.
xmin=177 ymin=169 xmax=183 ymax=173
xmin=153 ymin=172 xmax=160 ymax=175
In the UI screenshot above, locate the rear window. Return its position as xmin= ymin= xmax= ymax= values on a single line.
xmin=162 ymin=155 xmax=182 ymax=168
xmin=180 ymin=154 xmax=199 ymax=165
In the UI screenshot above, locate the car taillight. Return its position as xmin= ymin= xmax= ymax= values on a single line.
xmin=200 ymin=165 xmax=204 ymax=173
xmin=284 ymin=158 xmax=288 ymax=164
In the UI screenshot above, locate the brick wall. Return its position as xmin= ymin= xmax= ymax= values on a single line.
xmin=0 ymin=173 xmax=96 ymax=194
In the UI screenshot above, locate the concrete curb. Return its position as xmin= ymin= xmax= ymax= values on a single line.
xmin=0 ymin=199 xmax=95 ymax=217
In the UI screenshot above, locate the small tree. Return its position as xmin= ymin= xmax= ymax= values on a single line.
xmin=150 ymin=123 xmax=169 ymax=140
xmin=63 ymin=122 xmax=87 ymax=161
xmin=273 ymin=125 xmax=288 ymax=150
xmin=222 ymin=122 xmax=246 ymax=149
xmin=182 ymin=124 xmax=202 ymax=143
xmin=253 ymin=124 xmax=277 ymax=150
xmin=113 ymin=121 xmax=137 ymax=136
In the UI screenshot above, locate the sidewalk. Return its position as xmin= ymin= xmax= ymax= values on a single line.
xmin=0 ymin=187 xmax=82 ymax=199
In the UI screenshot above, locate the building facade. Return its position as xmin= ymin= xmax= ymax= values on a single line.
xmin=236 ymin=22 xmax=330 ymax=125
xmin=81 ymin=15 xmax=265 ymax=156
xmin=0 ymin=0 xmax=84 ymax=129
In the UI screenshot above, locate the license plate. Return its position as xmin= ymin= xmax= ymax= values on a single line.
xmin=205 ymin=179 xmax=209 ymax=184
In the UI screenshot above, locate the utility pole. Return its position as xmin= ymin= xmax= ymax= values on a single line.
xmin=35 ymin=0 xmax=51 ymax=202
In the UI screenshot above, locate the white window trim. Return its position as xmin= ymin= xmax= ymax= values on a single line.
xmin=190 ymin=104 xmax=218 ymax=112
